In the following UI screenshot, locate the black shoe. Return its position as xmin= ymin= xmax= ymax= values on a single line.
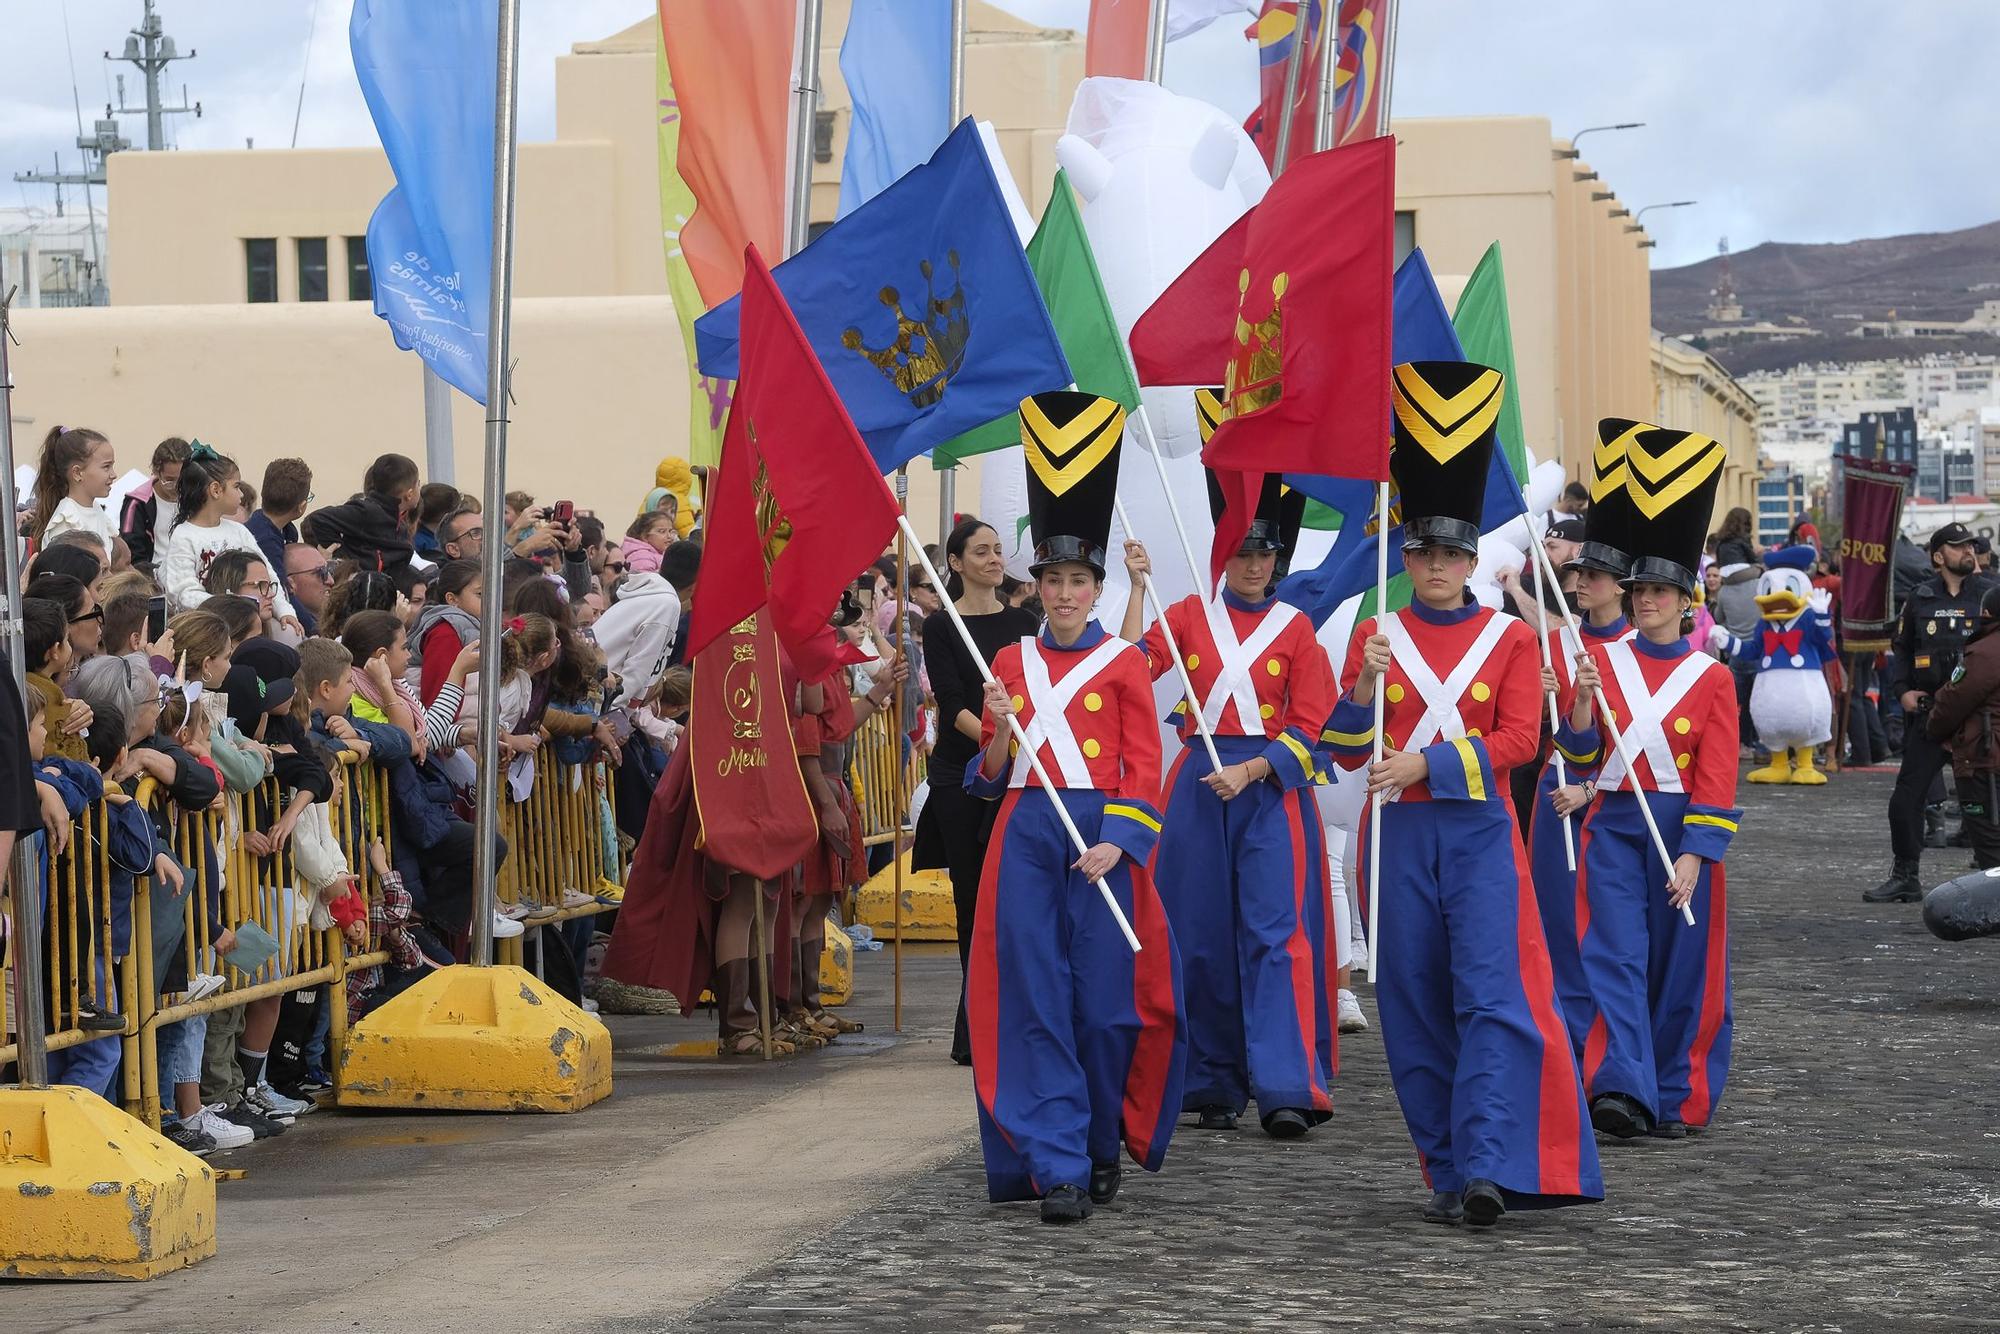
xmin=1039 ymin=1184 xmax=1093 ymax=1224
xmin=1262 ymin=1108 xmax=1311 ymax=1139
xmin=1590 ymin=1092 xmax=1652 ymax=1140
xmin=162 ymin=1121 xmax=217 ymax=1157
xmin=1863 ymin=864 xmax=1923 ymax=903
xmin=1463 ymin=1179 xmax=1505 ymax=1228
xmin=1422 ymin=1190 xmax=1463 ymax=1225
xmin=1088 ymin=1161 xmax=1123 ymax=1205
xmin=1195 ymin=1105 xmax=1239 ymax=1131
xmin=948 ymin=1050 xmax=973 ymax=1067
xmin=1649 ymin=1120 xmax=1689 ymax=1140
xmin=76 ymin=1002 xmax=126 ymax=1032
xmin=220 ymin=1101 xmax=286 ymax=1139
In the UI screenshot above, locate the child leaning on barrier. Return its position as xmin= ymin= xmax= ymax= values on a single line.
xmin=26 ymin=690 xmax=123 ymax=1037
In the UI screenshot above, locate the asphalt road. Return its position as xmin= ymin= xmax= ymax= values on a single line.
xmin=8 ymin=772 xmax=1998 ymax=1332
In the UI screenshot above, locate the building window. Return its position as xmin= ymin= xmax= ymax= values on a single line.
xmin=345 ymin=237 xmax=373 ymax=302
xmin=297 ymin=237 xmax=329 ymax=302
xmin=807 ymin=220 xmax=835 ymax=245
xmin=245 ymin=238 xmax=277 ymax=303
xmin=1393 ymin=211 xmax=1416 ymax=267
xmin=814 ymin=110 xmax=835 ymax=164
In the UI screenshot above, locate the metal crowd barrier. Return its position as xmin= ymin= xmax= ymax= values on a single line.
xmin=5 ymin=746 xmax=622 ymax=1128
xmin=847 ymin=706 xmax=926 ymax=848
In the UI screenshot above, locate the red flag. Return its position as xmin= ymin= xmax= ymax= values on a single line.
xmin=1128 ymin=209 xmax=1254 ymax=387
xmin=1086 ymin=0 xmax=1151 ymax=78
xmin=1329 ymin=0 xmax=1394 ymax=146
xmin=1200 ymin=136 xmax=1394 ymax=488
xmin=1241 ymin=1 xmax=1324 ymax=172
xmin=686 ymin=243 xmax=902 ymax=666
xmin=1207 ymin=467 xmax=1266 ymax=588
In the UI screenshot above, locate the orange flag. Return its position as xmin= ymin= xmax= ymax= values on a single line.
xmin=1086 ymin=0 xmax=1151 ymax=78
xmin=658 ymin=0 xmax=792 ymax=307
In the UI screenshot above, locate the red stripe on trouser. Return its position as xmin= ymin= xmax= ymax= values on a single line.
xmin=1152 ymin=746 xmax=1191 ymax=873
xmin=1508 ymin=822 xmax=1583 ymax=1196
xmin=1122 ymin=861 xmax=1179 ymax=1165
xmin=1282 ymin=793 xmax=1333 ymax=1112
xmin=1305 ymin=790 xmax=1341 ymax=1079
xmin=1679 ymin=863 xmax=1729 ymax=1126
xmin=968 ymin=791 xmax=1032 ymax=1189
xmin=1575 ymin=818 xmax=1611 ymax=1090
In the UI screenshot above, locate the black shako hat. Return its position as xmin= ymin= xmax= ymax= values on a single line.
xmin=1198 ymin=386 xmax=1304 ymax=567
xmin=1567 ymin=418 xmax=1645 ymax=579
xmin=1390 ymin=360 xmax=1502 ymax=555
xmin=1021 ymin=390 xmax=1125 ymax=578
xmin=1619 ymin=422 xmax=1727 ymax=594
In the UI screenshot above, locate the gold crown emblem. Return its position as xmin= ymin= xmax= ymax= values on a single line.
xmin=1226 ymin=268 xmax=1288 ymax=418
xmin=840 ymin=252 xmax=970 ymax=409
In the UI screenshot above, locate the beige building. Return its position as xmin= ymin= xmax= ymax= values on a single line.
xmin=1650 ymin=331 xmax=1760 ymax=530
xmin=10 ymin=8 xmax=1670 ymax=537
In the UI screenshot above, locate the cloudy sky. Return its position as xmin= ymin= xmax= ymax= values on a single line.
xmin=4 ymin=0 xmax=1997 ymax=271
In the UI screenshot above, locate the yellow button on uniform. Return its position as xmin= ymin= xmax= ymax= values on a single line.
xmin=1009 ymin=741 xmax=1020 ymax=757
xmin=1010 ymin=694 xmax=1024 ymax=712
xmin=1259 ymin=703 xmax=1276 ymax=719
xmin=1467 ymin=728 xmax=1481 ymax=738
xmin=1082 ymin=738 xmax=1101 ymax=759
xmin=1673 ymin=717 xmax=1691 ymax=735
xmin=1186 ymin=653 xmax=1200 ymax=670
xmin=1266 ymin=658 xmax=1282 ymax=676
xmin=1676 ymin=752 xmax=1691 ymax=769
xmin=1386 ymin=683 xmax=1405 ymax=704
xmin=1470 ymin=682 xmax=1491 ymax=702
xmin=1084 ymin=692 xmax=1103 ymax=712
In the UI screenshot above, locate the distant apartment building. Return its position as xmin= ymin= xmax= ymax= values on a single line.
xmin=1840 ymin=406 xmax=1920 ymax=468
xmin=1756 ymin=461 xmax=1811 ymax=550
xmin=0 ymin=206 xmax=109 ymax=308
xmin=1984 ymin=408 xmax=2000 ymax=498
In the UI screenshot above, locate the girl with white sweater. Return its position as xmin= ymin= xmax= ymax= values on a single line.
xmin=159 ymin=444 xmax=302 ymax=631
xmin=31 ymin=425 xmax=120 ymax=563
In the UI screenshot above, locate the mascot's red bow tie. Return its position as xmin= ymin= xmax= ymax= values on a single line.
xmin=1761 ymin=627 xmax=1803 ymax=656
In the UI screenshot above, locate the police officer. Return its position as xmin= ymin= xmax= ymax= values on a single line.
xmin=1868 ymin=522 xmax=1995 ymax=902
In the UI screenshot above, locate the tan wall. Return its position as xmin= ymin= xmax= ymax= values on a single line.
xmin=1652 ymin=333 xmax=1761 ymax=533
xmin=7 ymin=298 xmax=688 ymax=525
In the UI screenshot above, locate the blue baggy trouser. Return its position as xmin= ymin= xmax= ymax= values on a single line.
xmin=1529 ymin=759 xmax=1594 ymax=1057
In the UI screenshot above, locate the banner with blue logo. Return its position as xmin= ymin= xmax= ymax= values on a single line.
xmin=695 ymin=119 xmax=1070 ymax=473
xmin=351 ymin=0 xmax=496 ymax=404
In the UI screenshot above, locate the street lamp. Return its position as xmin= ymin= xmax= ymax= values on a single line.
xmin=1553 ymin=122 xmax=1643 ymax=159
xmin=1625 ymin=200 xmax=1697 ymax=234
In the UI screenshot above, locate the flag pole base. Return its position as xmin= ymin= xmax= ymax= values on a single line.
xmin=0 ymin=1085 xmax=216 ymax=1280
xmin=338 ymin=964 xmax=612 ymax=1113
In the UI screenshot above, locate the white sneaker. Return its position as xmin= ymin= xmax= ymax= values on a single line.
xmin=560 ymin=887 xmax=596 ymax=910
xmin=185 ymin=973 xmax=227 ymax=1004
xmin=188 ymin=1102 xmax=255 ymax=1150
xmin=492 ymin=911 xmax=525 ymax=940
xmin=500 ymin=900 xmax=534 ymax=921
xmin=581 ymin=997 xmax=600 ymax=1014
xmin=242 ymin=1083 xmax=297 ymax=1125
xmin=1337 ymin=988 xmax=1369 ymax=1034
xmin=255 ymin=1079 xmax=313 ymax=1117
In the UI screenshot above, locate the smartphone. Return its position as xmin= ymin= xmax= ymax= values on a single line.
xmin=554 ymin=500 xmax=575 ymax=525
xmin=147 ymin=594 xmax=167 ymax=642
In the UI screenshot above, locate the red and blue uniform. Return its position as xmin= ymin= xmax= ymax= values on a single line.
xmin=1326 ymin=600 xmax=1602 ymax=1208
xmin=1562 ymin=634 xmax=1740 ymax=1128
xmin=1531 ymin=616 xmax=1632 ymax=1055
xmin=1138 ymin=587 xmax=1339 ymax=1122
xmin=966 ymin=621 xmax=1186 ymax=1202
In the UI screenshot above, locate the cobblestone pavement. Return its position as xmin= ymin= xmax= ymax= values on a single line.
xmin=674 ymin=773 xmax=2000 ymax=1333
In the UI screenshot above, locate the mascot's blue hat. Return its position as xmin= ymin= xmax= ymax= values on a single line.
xmin=1764 ymin=544 xmax=1816 ymax=572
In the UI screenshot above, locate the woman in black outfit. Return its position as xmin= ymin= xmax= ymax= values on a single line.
xmin=913 ymin=517 xmax=1039 ymax=1065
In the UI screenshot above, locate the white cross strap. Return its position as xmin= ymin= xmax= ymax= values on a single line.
xmin=1199 ymin=596 xmax=1305 ymax=734
xmin=1010 ymin=635 xmax=1132 ymax=790
xmin=1596 ymin=639 xmax=1716 ymax=795
xmin=1381 ymin=610 xmax=1514 ymax=751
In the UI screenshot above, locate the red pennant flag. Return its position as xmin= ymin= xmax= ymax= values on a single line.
xmin=1128 ymin=209 xmax=1254 ymax=387
xmin=1242 ymin=1 xmax=1325 ymax=173
xmin=686 ymin=243 xmax=903 ymax=666
xmin=1085 ymin=0 xmax=1151 ymax=78
xmin=1200 ymin=136 xmax=1394 ymax=483
xmin=1207 ymin=466 xmax=1267 ymax=589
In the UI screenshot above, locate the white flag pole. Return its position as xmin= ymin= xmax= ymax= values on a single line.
xmin=1523 ymin=561 xmax=1577 ymax=871
xmin=898 ymin=514 xmax=1142 ymax=952
xmin=1114 ymin=494 xmax=1224 ymax=772
xmin=1366 ymin=479 xmax=1389 ymax=982
xmin=1525 ymin=529 xmax=1696 ymax=927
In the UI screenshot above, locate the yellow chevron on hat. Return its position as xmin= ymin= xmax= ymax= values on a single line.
xmin=1195 ymin=386 xmax=1228 ymax=447
xmin=1392 ymin=363 xmax=1503 ymax=465
xmin=1625 ymin=427 xmax=1725 ymax=519
xmin=1021 ymin=393 xmax=1125 ymax=498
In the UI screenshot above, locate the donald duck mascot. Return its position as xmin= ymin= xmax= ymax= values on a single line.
xmin=1711 ymin=545 xmax=1834 ymax=783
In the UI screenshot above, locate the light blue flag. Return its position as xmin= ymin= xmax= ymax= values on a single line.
xmin=695 ymin=120 xmax=1071 ymax=474
xmin=351 ymin=0 xmax=496 ymax=405
xmin=837 ymin=0 xmax=953 ymax=219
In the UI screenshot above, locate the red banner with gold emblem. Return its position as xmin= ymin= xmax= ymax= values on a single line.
xmin=689 ymin=610 xmax=817 ymax=879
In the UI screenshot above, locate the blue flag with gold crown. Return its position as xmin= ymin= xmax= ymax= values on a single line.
xmin=1278 ymin=248 xmax=1527 ymax=626
xmin=694 ymin=119 xmax=1071 ymax=473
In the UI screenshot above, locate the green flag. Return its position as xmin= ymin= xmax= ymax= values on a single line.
xmin=1452 ymin=242 xmax=1529 ymax=485
xmin=931 ymin=171 xmax=1143 ymax=468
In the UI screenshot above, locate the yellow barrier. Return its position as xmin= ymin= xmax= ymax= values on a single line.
xmin=492 ymin=749 xmax=621 ymax=968
xmin=847 ymin=706 xmax=926 ymax=848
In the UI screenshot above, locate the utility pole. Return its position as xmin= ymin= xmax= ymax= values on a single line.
xmin=106 ymin=0 xmax=202 ymax=151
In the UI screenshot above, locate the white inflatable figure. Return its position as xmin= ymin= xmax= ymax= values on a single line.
xmin=1708 ymin=544 xmax=1835 ymax=785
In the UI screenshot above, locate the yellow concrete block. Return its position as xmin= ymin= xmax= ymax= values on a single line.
xmin=339 ymin=964 xmax=613 ymax=1113
xmin=854 ymin=851 xmax=957 ymax=942
xmin=0 ymin=1085 xmax=215 ymax=1280
xmin=821 ymin=919 xmax=853 ymax=1007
